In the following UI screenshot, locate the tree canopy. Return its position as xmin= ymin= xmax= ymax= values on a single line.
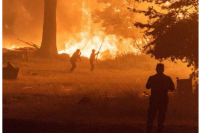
xmin=132 ymin=0 xmax=198 ymax=69
xmin=92 ymin=0 xmax=138 ymax=38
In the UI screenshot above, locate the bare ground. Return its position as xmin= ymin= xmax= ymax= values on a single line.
xmin=3 ymin=57 xmax=198 ymax=133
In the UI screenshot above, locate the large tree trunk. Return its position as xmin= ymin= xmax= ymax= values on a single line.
xmin=39 ymin=0 xmax=57 ymax=58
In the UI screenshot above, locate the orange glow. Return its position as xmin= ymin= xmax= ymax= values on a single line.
xmin=58 ymin=32 xmax=143 ymax=59
xmin=106 ymin=3 xmax=111 ymax=7
xmin=58 ymin=0 xmax=143 ymax=59
xmin=165 ymin=1 xmax=171 ymax=6
xmin=6 ymin=45 xmax=19 ymax=50
xmin=114 ymin=8 xmax=120 ymax=12
xmin=177 ymin=13 xmax=183 ymax=19
xmin=3 ymin=0 xmax=145 ymax=59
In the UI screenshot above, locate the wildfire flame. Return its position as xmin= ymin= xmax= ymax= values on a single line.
xmin=58 ymin=32 xmax=143 ymax=59
xmin=3 ymin=1 xmax=145 ymax=59
xmin=58 ymin=0 xmax=144 ymax=59
xmin=6 ymin=45 xmax=20 ymax=50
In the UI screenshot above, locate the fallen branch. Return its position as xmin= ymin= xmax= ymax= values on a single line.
xmin=17 ymin=38 xmax=40 ymax=50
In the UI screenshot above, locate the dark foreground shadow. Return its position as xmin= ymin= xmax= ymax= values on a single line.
xmin=3 ymin=118 xmax=144 ymax=133
xmin=3 ymin=118 xmax=198 ymax=133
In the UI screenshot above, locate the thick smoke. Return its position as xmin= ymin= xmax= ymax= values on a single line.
xmin=3 ymin=0 xmax=148 ymax=55
xmin=3 ymin=0 xmax=43 ymax=47
xmin=3 ymin=0 xmax=100 ymax=50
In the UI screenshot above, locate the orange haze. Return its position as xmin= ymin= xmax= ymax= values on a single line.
xmin=3 ymin=0 xmax=154 ymax=58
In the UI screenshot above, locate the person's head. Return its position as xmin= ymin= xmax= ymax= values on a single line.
xmin=92 ymin=49 xmax=95 ymax=53
xmin=156 ymin=63 xmax=164 ymax=74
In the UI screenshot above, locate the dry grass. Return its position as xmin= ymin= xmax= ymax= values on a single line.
xmin=3 ymin=54 xmax=198 ymax=132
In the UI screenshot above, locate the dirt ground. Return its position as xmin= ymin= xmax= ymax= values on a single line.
xmin=3 ymin=57 xmax=198 ymax=133
xmin=3 ymin=118 xmax=198 ymax=133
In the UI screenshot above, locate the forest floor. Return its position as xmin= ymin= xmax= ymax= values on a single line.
xmin=3 ymin=55 xmax=198 ymax=133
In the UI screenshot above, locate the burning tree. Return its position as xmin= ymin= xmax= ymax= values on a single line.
xmin=92 ymin=0 xmax=137 ymax=38
xmin=38 ymin=0 xmax=58 ymax=58
xmin=132 ymin=0 xmax=198 ymax=71
xmin=91 ymin=0 xmax=149 ymax=55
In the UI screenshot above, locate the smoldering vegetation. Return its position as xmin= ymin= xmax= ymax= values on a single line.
xmin=3 ymin=55 xmax=198 ymax=133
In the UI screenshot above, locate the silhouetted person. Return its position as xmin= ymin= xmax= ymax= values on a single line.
xmin=146 ymin=63 xmax=175 ymax=133
xmin=89 ymin=49 xmax=99 ymax=71
xmin=69 ymin=49 xmax=81 ymax=72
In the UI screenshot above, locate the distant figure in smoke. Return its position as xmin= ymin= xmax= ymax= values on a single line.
xmin=146 ymin=63 xmax=175 ymax=133
xmin=89 ymin=49 xmax=99 ymax=71
xmin=69 ymin=49 xmax=81 ymax=72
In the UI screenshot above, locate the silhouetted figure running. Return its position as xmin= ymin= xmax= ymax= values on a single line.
xmin=69 ymin=49 xmax=81 ymax=72
xmin=146 ymin=63 xmax=175 ymax=133
xmin=89 ymin=49 xmax=99 ymax=71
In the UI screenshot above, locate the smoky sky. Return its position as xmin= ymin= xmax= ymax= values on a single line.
xmin=3 ymin=0 xmax=44 ymax=47
xmin=3 ymin=0 xmax=101 ymax=50
xmin=3 ymin=0 xmax=149 ymax=52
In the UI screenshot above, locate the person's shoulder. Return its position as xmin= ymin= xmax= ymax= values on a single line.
xmin=163 ymin=74 xmax=170 ymax=77
xmin=149 ymin=74 xmax=157 ymax=78
xmin=163 ymin=74 xmax=172 ymax=79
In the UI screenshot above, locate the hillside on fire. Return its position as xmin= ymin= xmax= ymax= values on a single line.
xmin=3 ymin=0 xmax=198 ymax=133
